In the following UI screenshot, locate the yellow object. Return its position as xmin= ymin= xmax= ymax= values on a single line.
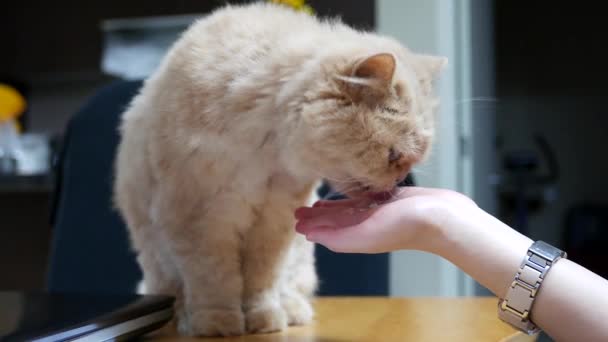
xmin=0 ymin=83 xmax=26 ymax=123
xmin=269 ymin=0 xmax=314 ymax=15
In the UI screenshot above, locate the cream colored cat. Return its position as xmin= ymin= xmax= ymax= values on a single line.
xmin=114 ymin=2 xmax=445 ymax=337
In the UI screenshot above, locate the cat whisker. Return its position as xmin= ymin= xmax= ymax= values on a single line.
xmin=449 ymin=97 xmax=499 ymax=106
xmin=410 ymin=167 xmax=430 ymax=176
xmin=333 ymin=184 xmax=360 ymax=194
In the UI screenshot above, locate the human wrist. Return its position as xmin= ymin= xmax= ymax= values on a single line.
xmin=401 ymin=197 xmax=469 ymax=254
xmin=422 ymin=200 xmax=533 ymax=298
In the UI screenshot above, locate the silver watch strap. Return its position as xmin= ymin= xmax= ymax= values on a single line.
xmin=498 ymin=241 xmax=566 ymax=334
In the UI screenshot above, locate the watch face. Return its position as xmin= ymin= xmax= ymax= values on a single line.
xmin=531 ymin=241 xmax=565 ymax=261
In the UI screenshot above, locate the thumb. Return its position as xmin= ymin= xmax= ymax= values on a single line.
xmin=302 ymin=223 xmax=377 ymax=253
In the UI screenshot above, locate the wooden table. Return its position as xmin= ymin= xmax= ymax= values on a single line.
xmin=151 ymin=297 xmax=536 ymax=342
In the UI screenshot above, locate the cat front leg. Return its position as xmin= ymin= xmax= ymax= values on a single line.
xmin=161 ymin=213 xmax=246 ymax=337
xmin=241 ymin=211 xmax=295 ymax=333
xmin=135 ymin=245 xmax=184 ymax=335
xmin=278 ymin=189 xmax=318 ymax=326
xmin=280 ymin=233 xmax=317 ymax=326
xmin=290 ymin=188 xmax=320 ymax=299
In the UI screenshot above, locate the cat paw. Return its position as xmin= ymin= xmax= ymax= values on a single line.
xmin=245 ymin=303 xmax=287 ymax=333
xmin=178 ymin=309 xmax=245 ymax=337
xmin=150 ymin=317 xmax=177 ymax=337
xmin=282 ymin=292 xmax=314 ymax=326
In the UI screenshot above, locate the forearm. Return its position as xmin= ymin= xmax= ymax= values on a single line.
xmin=426 ymin=205 xmax=608 ymax=341
xmin=531 ymin=259 xmax=608 ymax=341
xmin=427 ymin=206 xmax=531 ymax=299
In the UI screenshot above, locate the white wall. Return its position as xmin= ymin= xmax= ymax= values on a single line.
xmin=377 ymin=0 xmax=473 ymax=296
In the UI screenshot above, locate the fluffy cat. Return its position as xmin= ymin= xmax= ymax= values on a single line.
xmin=114 ymin=2 xmax=445 ymax=337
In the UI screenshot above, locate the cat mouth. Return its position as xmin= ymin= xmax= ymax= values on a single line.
xmin=328 ymin=180 xmax=397 ymax=200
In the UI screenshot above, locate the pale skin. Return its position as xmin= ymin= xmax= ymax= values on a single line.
xmin=294 ymin=187 xmax=608 ymax=342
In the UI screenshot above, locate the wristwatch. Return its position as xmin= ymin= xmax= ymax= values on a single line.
xmin=498 ymin=240 xmax=567 ymax=334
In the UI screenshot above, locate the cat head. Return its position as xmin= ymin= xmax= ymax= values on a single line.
xmin=287 ymin=49 xmax=445 ymax=197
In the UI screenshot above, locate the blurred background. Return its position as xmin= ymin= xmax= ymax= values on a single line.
xmin=0 ymin=0 xmax=606 ymax=311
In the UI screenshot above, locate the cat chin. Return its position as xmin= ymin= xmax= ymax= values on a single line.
xmin=340 ymin=189 xmax=368 ymax=199
xmin=338 ymin=191 xmax=396 ymax=203
xmin=335 ymin=186 xmax=398 ymax=201
xmin=325 ymin=180 xmax=368 ymax=199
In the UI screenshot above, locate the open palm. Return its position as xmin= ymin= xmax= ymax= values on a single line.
xmin=294 ymin=187 xmax=476 ymax=253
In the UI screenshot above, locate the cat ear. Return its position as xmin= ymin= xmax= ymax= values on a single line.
xmin=417 ymin=54 xmax=447 ymax=78
xmin=336 ymin=53 xmax=396 ymax=104
xmin=351 ymin=53 xmax=396 ymax=85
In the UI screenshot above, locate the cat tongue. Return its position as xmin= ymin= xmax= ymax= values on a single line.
xmin=367 ymin=191 xmax=393 ymax=202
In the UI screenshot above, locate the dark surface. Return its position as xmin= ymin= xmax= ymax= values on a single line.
xmin=495 ymin=1 xmax=608 ymax=96
xmin=1 ymin=0 xmax=374 ymax=81
xmin=564 ymin=204 xmax=608 ymax=280
xmin=0 ymin=175 xmax=54 ymax=193
xmin=0 ymin=192 xmax=52 ymax=291
xmin=47 ymin=80 xmax=390 ymax=296
xmin=309 ymin=0 xmax=375 ymax=30
xmin=0 ymin=291 xmax=173 ymax=342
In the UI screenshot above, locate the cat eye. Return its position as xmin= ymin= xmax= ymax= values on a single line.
xmin=380 ymin=106 xmax=399 ymax=114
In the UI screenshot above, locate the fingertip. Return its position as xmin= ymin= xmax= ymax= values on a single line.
xmin=305 ymin=232 xmax=321 ymax=243
xmin=294 ymin=220 xmax=314 ymax=234
xmin=294 ymin=220 xmax=303 ymax=233
xmin=314 ymin=200 xmax=335 ymax=207
xmin=294 ymin=207 xmax=309 ymax=219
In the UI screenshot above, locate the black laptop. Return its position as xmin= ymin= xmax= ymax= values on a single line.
xmin=0 ymin=291 xmax=174 ymax=342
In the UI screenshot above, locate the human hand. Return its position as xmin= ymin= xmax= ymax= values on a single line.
xmin=294 ymin=187 xmax=477 ymax=253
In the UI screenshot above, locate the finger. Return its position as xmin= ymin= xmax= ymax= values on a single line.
xmin=296 ymin=204 xmax=374 ymax=220
xmin=305 ymin=229 xmax=358 ymax=253
xmin=363 ymin=187 xmax=439 ymax=203
xmin=304 ymin=221 xmax=376 ymax=253
xmin=304 ymin=204 xmax=404 ymax=254
xmin=295 ymin=206 xmax=343 ymax=220
xmin=394 ymin=186 xmax=449 ymax=198
xmin=295 ymin=207 xmax=376 ymax=232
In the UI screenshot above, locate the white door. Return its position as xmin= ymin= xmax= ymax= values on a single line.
xmin=377 ymin=0 xmax=496 ymax=296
